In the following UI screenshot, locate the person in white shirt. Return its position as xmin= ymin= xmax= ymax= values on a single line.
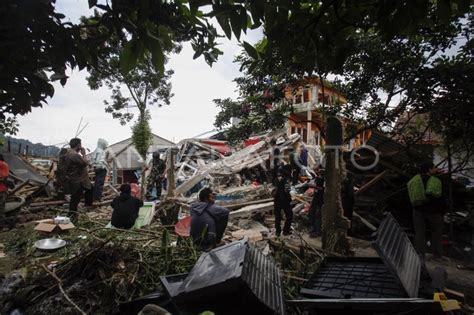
xmin=90 ymin=138 xmax=109 ymax=201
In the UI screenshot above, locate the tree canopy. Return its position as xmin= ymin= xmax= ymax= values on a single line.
xmin=1 ymin=0 xmax=472 ymax=147
xmin=0 ymin=0 xmax=221 ymax=134
xmin=85 ymin=21 xmax=177 ymax=126
xmin=209 ymin=0 xmax=473 ymax=149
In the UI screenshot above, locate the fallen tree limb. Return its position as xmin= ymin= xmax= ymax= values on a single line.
xmin=353 ymin=211 xmax=377 ymax=231
xmin=92 ymin=199 xmax=114 ymax=206
xmin=41 ymin=265 xmax=87 ymax=315
xmin=284 ymin=273 xmax=308 ymax=282
xmin=268 ymin=239 xmax=340 ymax=257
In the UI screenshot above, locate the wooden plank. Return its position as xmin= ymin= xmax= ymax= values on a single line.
xmin=175 ymin=171 xmax=208 ymax=196
xmin=355 ymin=170 xmax=388 ymax=195
xmin=293 ymin=195 xmax=311 ymax=206
xmin=220 ymin=198 xmax=274 ymax=210
xmin=229 ymin=201 xmax=274 ymax=219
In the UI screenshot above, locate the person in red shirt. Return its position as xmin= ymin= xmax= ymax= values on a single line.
xmin=0 ymin=154 xmax=10 ymax=227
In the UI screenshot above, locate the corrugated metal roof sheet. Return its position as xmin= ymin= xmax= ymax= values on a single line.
xmin=372 ymin=213 xmax=421 ymax=298
xmin=367 ymin=131 xmax=429 ymax=166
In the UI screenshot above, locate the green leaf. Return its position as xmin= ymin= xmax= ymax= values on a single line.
xmin=120 ymin=40 xmax=138 ymax=75
xmin=151 ymin=40 xmax=165 ymax=74
xmin=216 ymin=14 xmax=232 ymax=39
xmin=243 ymin=41 xmax=258 ymax=59
xmin=158 ymin=26 xmax=173 ymax=50
xmin=230 ymin=12 xmax=241 ymax=40
xmin=256 ymin=37 xmax=268 ymax=54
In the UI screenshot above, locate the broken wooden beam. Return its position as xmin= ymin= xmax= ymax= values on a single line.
xmin=229 ymin=201 xmax=274 ymax=219
xmin=355 ymin=170 xmax=388 ymax=195
xmin=8 ymin=179 xmax=31 ymax=196
xmin=222 ymin=198 xmax=274 ymax=210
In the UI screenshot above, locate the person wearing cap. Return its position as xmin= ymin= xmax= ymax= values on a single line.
xmin=111 ymin=183 xmax=143 ymax=229
xmin=145 ymin=151 xmax=166 ymax=200
xmin=190 ymin=187 xmax=230 ymax=249
xmin=407 ymin=161 xmax=445 ymax=259
xmin=64 ymin=138 xmax=93 ymax=217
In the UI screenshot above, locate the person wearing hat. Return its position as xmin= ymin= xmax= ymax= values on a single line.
xmin=190 ymin=187 xmax=230 ymax=249
xmin=64 ymin=138 xmax=93 ymax=217
xmin=145 ymin=151 xmax=166 ymax=200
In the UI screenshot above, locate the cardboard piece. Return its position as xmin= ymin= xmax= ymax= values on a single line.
xmin=34 ymin=223 xmax=56 ymax=233
xmin=34 ymin=221 xmax=75 ymax=233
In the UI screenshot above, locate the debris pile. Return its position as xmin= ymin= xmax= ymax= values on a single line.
xmin=0 ymin=129 xmax=473 ymax=314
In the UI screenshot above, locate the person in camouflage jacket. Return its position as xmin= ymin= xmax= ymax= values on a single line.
xmin=146 ymin=151 xmax=166 ymax=200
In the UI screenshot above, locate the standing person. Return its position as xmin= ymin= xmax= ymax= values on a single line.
xmin=145 ymin=151 xmax=166 ymax=200
xmin=111 ymin=183 xmax=143 ymax=229
xmin=269 ymin=139 xmax=281 ymax=184
xmin=341 ymin=171 xmax=355 ymax=235
xmin=0 ymin=154 xmax=10 ymax=228
xmin=190 ymin=187 xmax=230 ymax=249
xmin=299 ymin=144 xmax=308 ymax=167
xmin=289 ymin=148 xmax=301 ymax=185
xmin=407 ymin=161 xmax=445 ymax=259
xmin=90 ymin=138 xmax=109 ymax=201
xmin=54 ymin=148 xmax=69 ymax=199
xmin=64 ymin=138 xmax=93 ymax=217
xmin=308 ymin=165 xmax=325 ymax=238
xmin=274 ymin=165 xmax=293 ymax=236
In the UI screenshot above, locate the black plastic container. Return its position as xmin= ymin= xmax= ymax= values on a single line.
xmin=160 ymin=239 xmax=285 ymax=315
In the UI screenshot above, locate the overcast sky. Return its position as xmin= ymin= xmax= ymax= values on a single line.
xmin=14 ymin=0 xmax=261 ymax=151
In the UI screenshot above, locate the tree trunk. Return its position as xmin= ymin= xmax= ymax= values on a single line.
xmin=166 ymin=147 xmax=178 ymax=199
xmin=321 ymin=117 xmax=352 ymax=255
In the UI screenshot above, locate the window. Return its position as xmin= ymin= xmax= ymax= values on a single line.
xmin=303 ymin=89 xmax=310 ymax=103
